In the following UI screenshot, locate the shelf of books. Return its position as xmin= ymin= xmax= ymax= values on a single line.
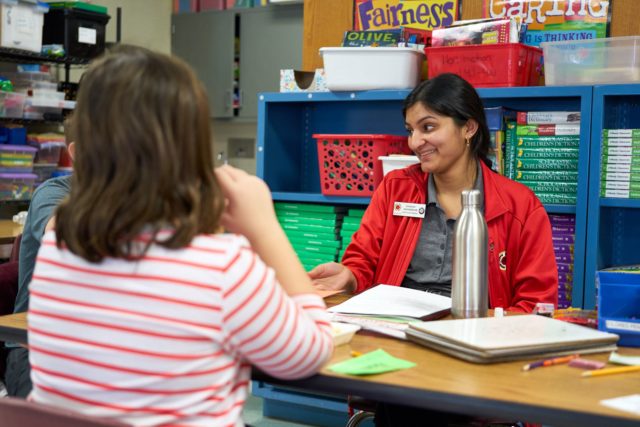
xmin=584 ymin=84 xmax=640 ymax=309
xmin=258 ymin=85 xmax=592 ymax=308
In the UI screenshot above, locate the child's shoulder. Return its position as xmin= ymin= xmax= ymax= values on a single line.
xmin=189 ymin=233 xmax=251 ymax=256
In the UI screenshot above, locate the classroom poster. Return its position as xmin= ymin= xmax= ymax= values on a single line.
xmin=483 ymin=0 xmax=611 ymax=46
xmin=354 ymin=0 xmax=460 ymax=31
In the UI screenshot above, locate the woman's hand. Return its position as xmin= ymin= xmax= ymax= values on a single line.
xmin=308 ymin=262 xmax=357 ymax=293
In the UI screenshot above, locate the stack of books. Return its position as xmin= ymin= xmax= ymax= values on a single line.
xmin=506 ymin=111 xmax=581 ymax=205
xmin=484 ymin=106 xmax=516 ymax=175
xmin=406 ymin=314 xmax=618 ymax=364
xmin=276 ymin=202 xmax=344 ymax=271
xmin=600 ymin=129 xmax=640 ymax=199
xmin=338 ymin=208 xmax=365 ymax=261
xmin=549 ymin=214 xmax=576 ymax=308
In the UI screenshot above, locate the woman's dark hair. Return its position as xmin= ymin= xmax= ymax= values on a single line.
xmin=55 ymin=45 xmax=224 ymax=262
xmin=403 ymin=73 xmax=492 ymax=168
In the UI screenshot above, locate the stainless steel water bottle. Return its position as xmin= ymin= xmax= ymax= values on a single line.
xmin=451 ymin=189 xmax=488 ymax=318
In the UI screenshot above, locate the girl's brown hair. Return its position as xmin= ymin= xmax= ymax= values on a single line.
xmin=55 ymin=45 xmax=224 ymax=262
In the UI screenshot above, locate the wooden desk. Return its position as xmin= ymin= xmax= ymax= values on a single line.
xmin=0 ymin=219 xmax=23 ymax=245
xmin=0 ymin=312 xmax=27 ymax=344
xmin=3 ymin=310 xmax=639 ymax=426
xmin=255 ymin=332 xmax=640 ymax=427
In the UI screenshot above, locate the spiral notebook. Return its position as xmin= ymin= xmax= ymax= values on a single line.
xmin=406 ymin=314 xmax=619 ymax=364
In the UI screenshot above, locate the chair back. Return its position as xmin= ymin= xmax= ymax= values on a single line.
xmin=0 ymin=397 xmax=130 ymax=427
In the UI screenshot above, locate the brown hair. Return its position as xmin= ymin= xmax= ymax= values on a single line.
xmin=403 ymin=73 xmax=492 ymax=169
xmin=55 ymin=45 xmax=223 ymax=262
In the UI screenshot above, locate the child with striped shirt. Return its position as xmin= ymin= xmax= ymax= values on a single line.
xmin=27 ymin=45 xmax=333 ymax=427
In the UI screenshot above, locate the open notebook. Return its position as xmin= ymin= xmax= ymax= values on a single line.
xmin=406 ymin=314 xmax=619 ymax=363
xmin=328 ymin=285 xmax=451 ymax=339
xmin=328 ymin=284 xmax=451 ymax=320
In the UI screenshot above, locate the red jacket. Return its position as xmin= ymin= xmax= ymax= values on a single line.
xmin=342 ymin=161 xmax=558 ymax=313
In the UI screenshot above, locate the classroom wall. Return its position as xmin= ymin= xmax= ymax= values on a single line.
xmin=302 ymin=0 xmax=640 ymax=70
xmin=67 ymin=1 xmax=257 ymax=173
xmin=69 ymin=0 xmax=172 ymax=81
xmin=96 ymin=0 xmax=172 ymax=53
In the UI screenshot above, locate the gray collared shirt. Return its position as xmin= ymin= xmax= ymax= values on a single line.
xmin=401 ymin=163 xmax=484 ymax=296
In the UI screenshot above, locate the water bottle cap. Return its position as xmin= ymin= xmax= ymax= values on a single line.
xmin=461 ymin=189 xmax=482 ymax=206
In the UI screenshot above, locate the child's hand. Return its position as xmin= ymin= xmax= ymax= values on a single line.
xmin=214 ymin=165 xmax=277 ymax=241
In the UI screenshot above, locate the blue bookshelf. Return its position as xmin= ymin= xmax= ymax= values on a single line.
xmin=584 ymin=84 xmax=640 ymax=309
xmin=257 ymin=86 xmax=592 ymax=308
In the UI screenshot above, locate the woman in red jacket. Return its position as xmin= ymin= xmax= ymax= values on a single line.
xmin=309 ymin=73 xmax=558 ymax=313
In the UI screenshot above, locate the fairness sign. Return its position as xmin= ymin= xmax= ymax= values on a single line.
xmin=483 ymin=0 xmax=611 ymax=46
xmin=354 ymin=0 xmax=460 ymax=31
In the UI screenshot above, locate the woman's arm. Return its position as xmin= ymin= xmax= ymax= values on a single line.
xmin=508 ymin=206 xmax=559 ymax=313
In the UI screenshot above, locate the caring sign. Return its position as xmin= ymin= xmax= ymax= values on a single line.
xmin=483 ymin=0 xmax=611 ymax=46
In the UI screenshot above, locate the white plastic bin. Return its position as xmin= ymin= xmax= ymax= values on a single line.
xmin=379 ymin=155 xmax=420 ymax=176
xmin=320 ymin=47 xmax=424 ymax=91
xmin=541 ymin=36 xmax=640 ymax=86
xmin=0 ymin=0 xmax=48 ymax=53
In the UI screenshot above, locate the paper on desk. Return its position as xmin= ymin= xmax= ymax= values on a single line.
xmin=330 ymin=313 xmax=420 ymax=340
xmin=609 ymin=352 xmax=640 ymax=366
xmin=328 ymin=284 xmax=451 ymax=319
xmin=600 ymin=394 xmax=640 ymax=416
xmin=328 ymin=349 xmax=416 ymax=375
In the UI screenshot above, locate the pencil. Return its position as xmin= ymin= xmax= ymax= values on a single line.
xmin=522 ymin=354 xmax=579 ymax=371
xmin=581 ymin=365 xmax=640 ymax=378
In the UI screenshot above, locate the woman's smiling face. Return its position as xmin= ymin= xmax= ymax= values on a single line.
xmin=405 ymin=102 xmax=471 ymax=175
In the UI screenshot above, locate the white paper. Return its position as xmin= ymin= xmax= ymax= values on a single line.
xmin=601 ymin=394 xmax=640 ymax=416
xmin=328 ymin=284 xmax=451 ymax=319
xmin=609 ymin=351 xmax=640 ymax=366
xmin=78 ymin=27 xmax=97 ymax=45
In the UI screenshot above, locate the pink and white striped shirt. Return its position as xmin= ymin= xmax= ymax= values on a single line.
xmin=28 ymin=231 xmax=333 ymax=427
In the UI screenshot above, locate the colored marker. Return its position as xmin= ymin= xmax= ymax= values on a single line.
xmin=522 ymin=354 xmax=579 ymax=371
xmin=350 ymin=351 xmax=363 ymax=357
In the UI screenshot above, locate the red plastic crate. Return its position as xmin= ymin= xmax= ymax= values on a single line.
xmin=425 ymin=43 xmax=543 ymax=88
xmin=313 ymin=134 xmax=410 ymax=197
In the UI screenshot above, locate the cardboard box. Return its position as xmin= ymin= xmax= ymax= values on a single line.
xmin=280 ymin=69 xmax=328 ymax=92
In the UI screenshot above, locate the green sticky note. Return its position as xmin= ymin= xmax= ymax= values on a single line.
xmin=328 ymin=349 xmax=416 ymax=376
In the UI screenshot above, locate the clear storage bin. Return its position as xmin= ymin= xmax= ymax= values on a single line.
xmin=0 ymin=91 xmax=25 ymax=118
xmin=0 ymin=144 xmax=36 ymax=173
xmin=541 ymin=36 xmax=640 ymax=86
xmin=319 ymin=47 xmax=424 ymax=91
xmin=0 ymin=172 xmax=36 ymax=200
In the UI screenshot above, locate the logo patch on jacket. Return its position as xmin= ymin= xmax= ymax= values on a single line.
xmin=498 ymin=251 xmax=506 ymax=271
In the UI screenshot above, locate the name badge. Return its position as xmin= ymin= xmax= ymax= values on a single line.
xmin=393 ymin=202 xmax=426 ymax=218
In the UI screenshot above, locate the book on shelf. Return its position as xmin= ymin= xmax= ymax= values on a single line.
xmin=517 ymin=111 xmax=581 ymax=125
xmin=406 ymin=314 xmax=619 ymax=364
xmin=342 ymin=29 xmax=402 ymax=47
xmin=516 ymin=135 xmax=580 ymax=148
xmin=602 ymin=138 xmax=640 ymax=147
xmin=603 ymin=129 xmax=640 ymax=139
xmin=516 ymin=124 xmax=580 ymax=136
xmin=602 ymin=172 xmax=640 ymax=182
